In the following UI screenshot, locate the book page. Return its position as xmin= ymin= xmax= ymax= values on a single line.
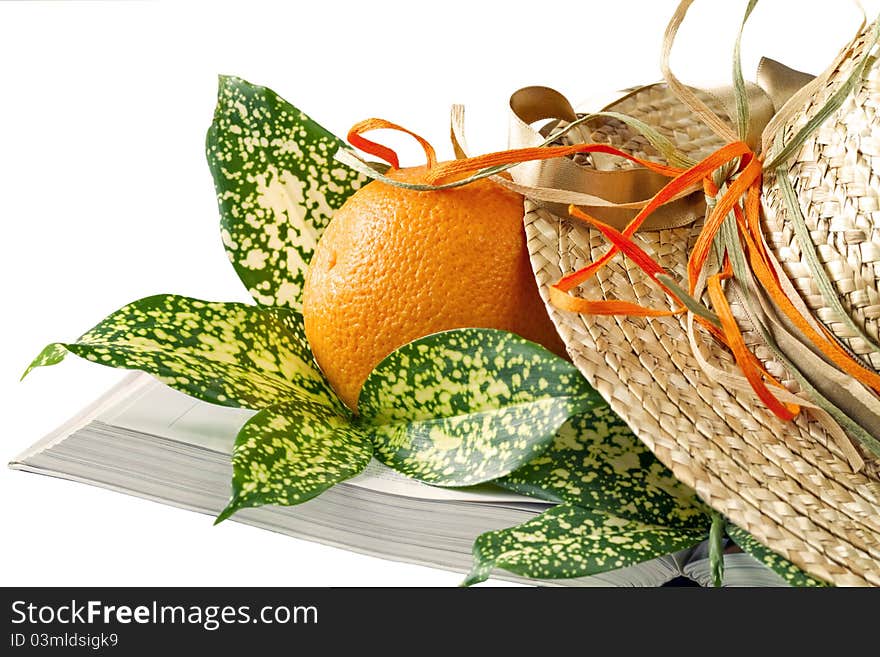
xmin=100 ymin=376 xmax=544 ymax=506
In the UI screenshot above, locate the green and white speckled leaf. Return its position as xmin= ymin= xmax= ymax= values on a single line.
xmin=463 ymin=503 xmax=707 ymax=586
xmin=24 ymin=294 xmax=338 ymax=411
xmin=206 ymin=76 xmax=366 ymax=310
xmin=726 ymin=523 xmax=829 ymax=587
xmin=216 ymin=400 xmax=372 ymax=522
xmin=498 ymin=406 xmax=708 ymax=530
xmin=358 ymin=329 xmax=599 ymax=487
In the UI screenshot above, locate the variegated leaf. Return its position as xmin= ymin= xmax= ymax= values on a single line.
xmin=206 ymin=76 xmax=366 ymax=309
xmin=498 ymin=406 xmax=708 ymax=530
xmin=216 ymin=400 xmax=372 ymax=522
xmin=726 ymin=523 xmax=829 ymax=587
xmin=358 ymin=329 xmax=599 ymax=487
xmin=463 ymin=503 xmax=707 ymax=586
xmin=24 ymin=294 xmax=339 ymax=411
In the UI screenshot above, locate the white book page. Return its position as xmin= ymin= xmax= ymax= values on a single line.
xmin=100 ymin=376 xmax=543 ymax=505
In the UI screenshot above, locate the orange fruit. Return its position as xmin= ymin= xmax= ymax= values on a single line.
xmin=302 ymin=166 xmax=567 ymax=411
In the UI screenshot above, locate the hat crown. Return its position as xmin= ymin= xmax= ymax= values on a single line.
xmin=763 ymin=19 xmax=880 ymax=373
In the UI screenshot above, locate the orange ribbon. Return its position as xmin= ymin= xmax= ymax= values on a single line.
xmin=345 ymin=121 xmax=880 ymax=422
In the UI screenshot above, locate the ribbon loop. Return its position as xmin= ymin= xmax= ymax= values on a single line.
xmin=347 ymin=118 xmax=438 ymax=170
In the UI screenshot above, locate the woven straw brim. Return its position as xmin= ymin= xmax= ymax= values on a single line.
xmin=526 ymin=83 xmax=880 ymax=586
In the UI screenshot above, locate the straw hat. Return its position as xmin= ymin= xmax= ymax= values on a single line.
xmin=519 ymin=18 xmax=880 ymax=585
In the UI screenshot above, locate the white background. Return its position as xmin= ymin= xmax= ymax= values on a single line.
xmin=0 ymin=0 xmax=872 ymax=586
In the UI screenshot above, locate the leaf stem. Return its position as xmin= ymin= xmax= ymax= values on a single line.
xmin=709 ymin=511 xmax=725 ymax=588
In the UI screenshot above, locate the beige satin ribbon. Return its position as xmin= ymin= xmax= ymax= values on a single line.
xmin=756 ymin=58 xmax=817 ymax=124
xmin=503 ymin=60 xmax=808 ymax=232
xmin=506 ymin=85 xmax=705 ymax=230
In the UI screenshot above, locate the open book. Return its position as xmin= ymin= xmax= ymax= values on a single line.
xmin=9 ymin=374 xmax=786 ymax=586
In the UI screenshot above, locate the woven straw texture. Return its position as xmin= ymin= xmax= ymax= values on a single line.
xmin=764 ymin=28 xmax=880 ymax=373
xmin=525 ymin=40 xmax=880 ymax=584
